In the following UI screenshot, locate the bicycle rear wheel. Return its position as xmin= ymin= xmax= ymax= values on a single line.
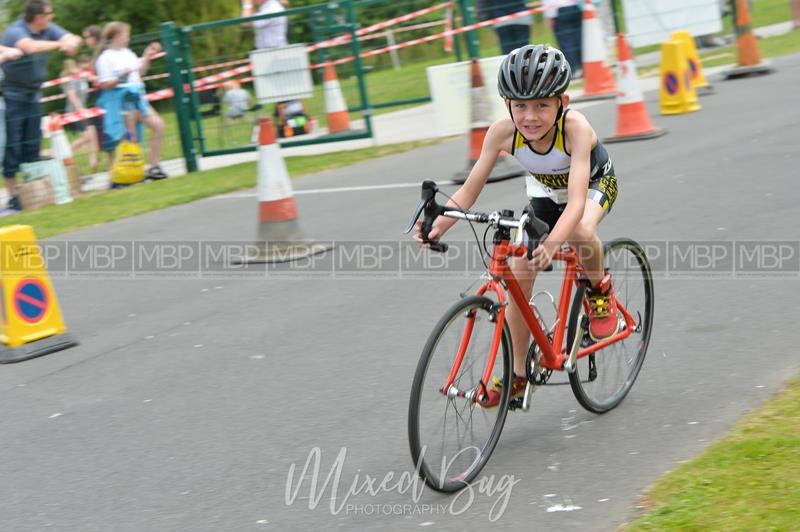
xmin=408 ymin=295 xmax=511 ymax=493
xmin=568 ymin=238 xmax=654 ymax=413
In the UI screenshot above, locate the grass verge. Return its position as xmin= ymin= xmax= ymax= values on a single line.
xmin=625 ymin=374 xmax=800 ymax=531
xmin=0 ymin=137 xmax=453 ymax=239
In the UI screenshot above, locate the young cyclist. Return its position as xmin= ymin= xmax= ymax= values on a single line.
xmin=414 ymin=44 xmax=620 ymax=407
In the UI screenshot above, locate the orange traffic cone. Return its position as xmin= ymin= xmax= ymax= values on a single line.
xmin=725 ymin=0 xmax=773 ymax=78
xmin=604 ymin=34 xmax=666 ymax=143
xmin=237 ymin=118 xmax=332 ymax=264
xmin=574 ymin=0 xmax=616 ymax=101
xmin=323 ymin=64 xmax=350 ymax=134
xmin=453 ymin=59 xmax=524 ymax=184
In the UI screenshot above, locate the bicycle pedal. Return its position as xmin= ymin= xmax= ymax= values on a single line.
xmin=508 ymin=397 xmax=524 ymax=411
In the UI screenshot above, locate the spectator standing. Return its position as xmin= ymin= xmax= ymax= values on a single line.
xmin=543 ymin=0 xmax=584 ymax=77
xmin=477 ymin=0 xmax=532 ymax=54
xmin=242 ymin=0 xmax=289 ymax=50
xmin=222 ymin=80 xmax=250 ymax=123
xmin=1 ymin=0 xmax=80 ymax=210
xmin=61 ymin=56 xmax=99 ymax=171
xmin=94 ymin=21 xmax=166 ymax=180
xmin=79 ymin=24 xmax=104 ymax=153
xmin=0 ymin=44 xmax=25 ymax=193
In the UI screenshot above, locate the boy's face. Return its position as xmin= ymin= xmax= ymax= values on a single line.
xmin=508 ymin=96 xmax=567 ymax=140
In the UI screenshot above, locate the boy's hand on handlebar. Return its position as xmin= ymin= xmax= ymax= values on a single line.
xmin=529 ymin=243 xmax=554 ymax=271
xmin=413 ymin=220 xmax=442 ymax=247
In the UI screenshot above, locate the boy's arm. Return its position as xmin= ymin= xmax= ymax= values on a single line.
xmin=416 ymin=119 xmax=510 ymax=243
xmin=543 ymin=117 xmax=593 ymax=254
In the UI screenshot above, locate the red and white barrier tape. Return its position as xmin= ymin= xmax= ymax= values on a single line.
xmin=41 ymin=71 xmax=90 ymax=89
xmin=307 ymin=1 xmax=452 ymax=51
xmin=356 ymin=19 xmax=445 ymax=43
xmin=310 ymin=6 xmax=543 ymax=69
xmin=192 ymin=64 xmax=253 ymax=88
xmin=41 ymin=51 xmax=167 ymax=89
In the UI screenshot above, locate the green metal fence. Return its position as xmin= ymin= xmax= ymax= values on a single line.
xmin=155 ymin=0 xmax=495 ymax=170
xmin=160 ymin=1 xmax=379 ymax=171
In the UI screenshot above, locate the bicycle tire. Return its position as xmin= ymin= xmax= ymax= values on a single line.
xmin=568 ymin=238 xmax=654 ymax=413
xmin=408 ymin=295 xmax=512 ymax=493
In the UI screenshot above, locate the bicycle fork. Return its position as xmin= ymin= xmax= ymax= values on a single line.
xmin=440 ymin=302 xmax=507 ymax=405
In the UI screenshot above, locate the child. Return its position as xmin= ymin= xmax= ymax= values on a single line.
xmin=61 ymin=56 xmax=99 ymax=171
xmin=414 ymin=44 xmax=620 ymax=407
xmin=222 ymin=80 xmax=250 ymax=123
xmin=95 ymin=21 xmax=166 ymax=180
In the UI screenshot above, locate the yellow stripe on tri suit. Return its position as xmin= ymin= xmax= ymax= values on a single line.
xmin=511 ymin=109 xmax=618 ymax=211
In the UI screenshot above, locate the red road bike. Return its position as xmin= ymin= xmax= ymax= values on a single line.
xmin=404 ymin=181 xmax=654 ymax=493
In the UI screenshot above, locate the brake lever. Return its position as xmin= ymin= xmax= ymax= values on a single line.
xmin=403 ymin=180 xmax=439 ymax=234
xmin=403 ymin=180 xmax=449 ymax=252
xmin=403 ymin=197 xmax=427 ymax=234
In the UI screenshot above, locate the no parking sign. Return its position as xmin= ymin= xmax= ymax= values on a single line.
xmin=14 ymin=278 xmax=49 ymax=324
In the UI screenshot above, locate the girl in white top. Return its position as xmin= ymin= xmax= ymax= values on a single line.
xmin=95 ymin=21 xmax=166 ymax=179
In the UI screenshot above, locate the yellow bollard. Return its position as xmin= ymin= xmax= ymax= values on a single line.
xmin=0 ymin=225 xmax=78 ymax=363
xmin=659 ymin=40 xmax=700 ymax=115
xmin=671 ymin=30 xmax=713 ymax=94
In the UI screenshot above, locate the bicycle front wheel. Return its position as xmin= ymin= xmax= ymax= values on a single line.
xmin=408 ymin=296 xmax=511 ymax=493
xmin=569 ymin=238 xmax=654 ymax=413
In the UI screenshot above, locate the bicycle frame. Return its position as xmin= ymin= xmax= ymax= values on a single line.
xmin=442 ymin=237 xmax=638 ymax=403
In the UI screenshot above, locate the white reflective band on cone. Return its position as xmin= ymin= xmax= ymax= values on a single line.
xmin=324 ymin=79 xmax=347 ymax=113
xmin=582 ymin=14 xmax=608 ymax=63
xmin=257 ymin=144 xmax=293 ymax=202
xmin=617 ymin=61 xmax=643 ymax=105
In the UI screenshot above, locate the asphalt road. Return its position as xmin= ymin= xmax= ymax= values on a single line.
xmin=1 ymin=53 xmax=799 ymax=531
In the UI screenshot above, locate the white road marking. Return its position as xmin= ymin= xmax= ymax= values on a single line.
xmin=546 ymin=504 xmax=582 ymax=512
xmin=216 ymin=181 xmax=458 ymax=199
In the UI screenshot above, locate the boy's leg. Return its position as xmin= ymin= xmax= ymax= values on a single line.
xmin=481 ymin=256 xmax=535 ymax=407
xmin=507 ymin=256 xmax=537 ymax=377
xmin=569 ymin=199 xmax=621 ymax=340
xmin=570 ymin=200 xmax=607 ymax=286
